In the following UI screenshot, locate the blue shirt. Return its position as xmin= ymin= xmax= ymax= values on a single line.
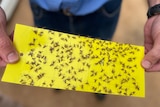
xmin=30 ymin=0 xmax=110 ymax=16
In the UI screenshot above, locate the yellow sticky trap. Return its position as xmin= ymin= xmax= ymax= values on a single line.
xmin=2 ymin=24 xmax=145 ymax=97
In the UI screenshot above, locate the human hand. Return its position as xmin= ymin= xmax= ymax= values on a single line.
xmin=142 ymin=15 xmax=160 ymax=71
xmin=0 ymin=7 xmax=19 ymax=67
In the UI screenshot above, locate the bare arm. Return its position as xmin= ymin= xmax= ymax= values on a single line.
xmin=147 ymin=0 xmax=160 ymax=6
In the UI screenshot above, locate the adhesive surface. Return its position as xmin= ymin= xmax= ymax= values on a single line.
xmin=2 ymin=24 xmax=145 ymax=97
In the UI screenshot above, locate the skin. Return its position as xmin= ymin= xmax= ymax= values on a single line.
xmin=0 ymin=0 xmax=160 ymax=72
xmin=142 ymin=0 xmax=160 ymax=71
xmin=0 ymin=7 xmax=19 ymax=66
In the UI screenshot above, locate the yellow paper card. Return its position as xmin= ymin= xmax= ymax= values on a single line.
xmin=2 ymin=24 xmax=145 ymax=97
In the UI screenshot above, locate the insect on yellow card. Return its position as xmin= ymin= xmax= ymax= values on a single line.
xmin=2 ymin=24 xmax=145 ymax=97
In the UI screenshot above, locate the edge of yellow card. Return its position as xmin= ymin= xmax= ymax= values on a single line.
xmin=2 ymin=24 xmax=145 ymax=98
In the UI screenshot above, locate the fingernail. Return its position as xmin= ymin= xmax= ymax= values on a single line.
xmin=142 ymin=60 xmax=151 ymax=69
xmin=7 ymin=52 xmax=19 ymax=63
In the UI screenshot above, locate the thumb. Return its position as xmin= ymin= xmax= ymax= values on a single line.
xmin=0 ymin=33 xmax=19 ymax=63
xmin=0 ymin=7 xmax=19 ymax=65
xmin=142 ymin=36 xmax=160 ymax=70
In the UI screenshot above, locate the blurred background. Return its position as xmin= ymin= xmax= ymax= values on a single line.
xmin=0 ymin=0 xmax=160 ymax=107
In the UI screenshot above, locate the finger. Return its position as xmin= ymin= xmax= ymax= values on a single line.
xmin=0 ymin=57 xmax=7 ymax=67
xmin=142 ymin=35 xmax=160 ymax=70
xmin=0 ymin=7 xmax=19 ymax=65
xmin=0 ymin=33 xmax=19 ymax=63
xmin=9 ymin=31 xmax=14 ymax=41
xmin=146 ymin=62 xmax=160 ymax=71
xmin=144 ymin=20 xmax=153 ymax=54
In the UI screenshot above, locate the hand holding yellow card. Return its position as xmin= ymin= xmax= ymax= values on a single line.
xmin=2 ymin=24 xmax=145 ymax=97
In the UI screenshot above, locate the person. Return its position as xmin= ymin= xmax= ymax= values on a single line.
xmin=0 ymin=0 xmax=160 ymax=100
xmin=29 ymin=0 xmax=121 ymax=100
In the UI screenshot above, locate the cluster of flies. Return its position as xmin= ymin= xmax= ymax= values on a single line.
xmin=19 ymin=28 xmax=141 ymax=96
